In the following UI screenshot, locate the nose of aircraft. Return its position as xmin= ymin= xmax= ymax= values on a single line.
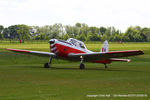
xmin=49 ymin=39 xmax=55 ymax=44
xmin=50 ymin=39 xmax=57 ymax=53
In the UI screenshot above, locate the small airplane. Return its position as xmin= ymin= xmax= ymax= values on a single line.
xmin=6 ymin=38 xmax=144 ymax=69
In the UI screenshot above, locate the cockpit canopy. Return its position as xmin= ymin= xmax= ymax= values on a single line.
xmin=67 ymin=38 xmax=87 ymax=49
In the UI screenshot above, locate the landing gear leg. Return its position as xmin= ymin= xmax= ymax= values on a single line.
xmin=44 ymin=56 xmax=52 ymax=68
xmin=80 ymin=56 xmax=85 ymax=69
xmin=104 ymin=64 xmax=107 ymax=69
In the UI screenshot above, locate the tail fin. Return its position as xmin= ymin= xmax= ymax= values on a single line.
xmin=100 ymin=40 xmax=109 ymax=52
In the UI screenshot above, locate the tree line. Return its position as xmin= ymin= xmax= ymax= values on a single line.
xmin=0 ymin=23 xmax=150 ymax=42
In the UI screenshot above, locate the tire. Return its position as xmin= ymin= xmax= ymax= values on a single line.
xmin=104 ymin=64 xmax=107 ymax=69
xmin=44 ymin=63 xmax=50 ymax=68
xmin=80 ymin=63 xmax=85 ymax=69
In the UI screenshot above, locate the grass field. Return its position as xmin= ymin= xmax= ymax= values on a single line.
xmin=0 ymin=41 xmax=150 ymax=100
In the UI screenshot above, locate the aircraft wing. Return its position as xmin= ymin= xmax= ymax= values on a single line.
xmin=6 ymin=48 xmax=56 ymax=57
xmin=68 ymin=50 xmax=144 ymax=61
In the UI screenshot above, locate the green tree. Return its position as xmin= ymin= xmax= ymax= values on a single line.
xmin=8 ymin=25 xmax=18 ymax=39
xmin=72 ymin=26 xmax=80 ymax=38
xmin=86 ymin=32 xmax=100 ymax=41
xmin=2 ymin=25 xmax=30 ymax=40
xmin=0 ymin=25 xmax=4 ymax=39
xmin=89 ymin=27 xmax=98 ymax=34
xmin=17 ymin=24 xmax=30 ymax=40
xmin=65 ymin=25 xmax=73 ymax=38
xmin=105 ymin=27 xmax=112 ymax=40
xmin=3 ymin=28 xmax=9 ymax=38
xmin=75 ymin=23 xmax=81 ymax=28
xmin=76 ymin=34 xmax=86 ymax=41
xmin=49 ymin=23 xmax=63 ymax=39
xmin=140 ymin=27 xmax=150 ymax=42
xmin=64 ymin=33 xmax=70 ymax=40
xmin=99 ymin=27 xmax=106 ymax=35
xmin=0 ymin=25 xmax=4 ymax=33
xmin=80 ymin=23 xmax=89 ymax=36
xmin=101 ymin=34 xmax=108 ymax=41
xmin=125 ymin=26 xmax=143 ymax=42
xmin=125 ymin=26 xmax=137 ymax=42
xmin=147 ymin=33 xmax=150 ymax=42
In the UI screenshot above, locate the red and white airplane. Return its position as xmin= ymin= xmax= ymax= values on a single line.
xmin=6 ymin=38 xmax=144 ymax=69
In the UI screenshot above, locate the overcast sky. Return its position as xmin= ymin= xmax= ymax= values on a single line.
xmin=0 ymin=0 xmax=150 ymax=32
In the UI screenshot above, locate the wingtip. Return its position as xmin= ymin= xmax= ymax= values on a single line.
xmin=6 ymin=48 xmax=16 ymax=50
xmin=127 ymin=59 xmax=131 ymax=62
xmin=138 ymin=50 xmax=144 ymax=55
xmin=6 ymin=48 xmax=11 ymax=50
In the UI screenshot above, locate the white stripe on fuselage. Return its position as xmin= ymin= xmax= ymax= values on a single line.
xmin=50 ymin=47 xmax=57 ymax=51
xmin=50 ymin=44 xmax=55 ymax=47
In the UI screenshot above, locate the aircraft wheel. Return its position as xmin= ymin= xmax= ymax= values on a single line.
xmin=44 ymin=63 xmax=50 ymax=68
xmin=104 ymin=64 xmax=107 ymax=69
xmin=80 ymin=63 xmax=85 ymax=69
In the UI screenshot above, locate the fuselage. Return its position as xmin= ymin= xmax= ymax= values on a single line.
xmin=49 ymin=39 xmax=92 ymax=57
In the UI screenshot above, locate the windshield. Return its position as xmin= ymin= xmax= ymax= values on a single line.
xmin=67 ymin=38 xmax=86 ymax=49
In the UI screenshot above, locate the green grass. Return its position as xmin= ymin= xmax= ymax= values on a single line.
xmin=0 ymin=41 xmax=150 ymax=100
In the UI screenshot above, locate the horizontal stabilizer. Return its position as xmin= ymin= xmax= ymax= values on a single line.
xmin=110 ymin=58 xmax=131 ymax=62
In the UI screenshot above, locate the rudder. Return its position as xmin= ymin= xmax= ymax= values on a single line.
xmin=100 ymin=40 xmax=109 ymax=52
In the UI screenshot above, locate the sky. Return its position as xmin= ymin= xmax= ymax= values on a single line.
xmin=0 ymin=0 xmax=150 ymax=32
